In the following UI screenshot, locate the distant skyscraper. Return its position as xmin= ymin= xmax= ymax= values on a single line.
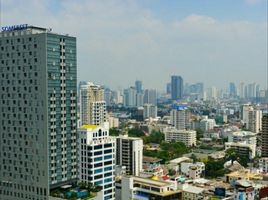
xmin=171 ymin=75 xmax=183 ymax=100
xmin=104 ymin=88 xmax=112 ymax=106
xmin=229 ymin=82 xmax=237 ymax=97
xmin=0 ymin=26 xmax=77 ymax=199
xmin=170 ymin=105 xmax=191 ymax=130
xmin=238 ymin=82 xmax=245 ymax=99
xmin=135 ymin=80 xmax=142 ymax=94
xmin=78 ymin=123 xmax=116 ymax=199
xmin=123 ymin=87 xmax=137 ymax=107
xmin=136 ymin=93 xmax=144 ymax=107
xmin=262 ymin=114 xmax=268 ymax=157
xmin=247 ymin=83 xmax=257 ymax=98
xmin=166 ymin=82 xmax=171 ymax=94
xmin=80 ymin=82 xmax=107 ymax=125
xmin=144 ymin=89 xmax=157 ymax=106
xmin=116 ymin=135 xmax=143 ymax=176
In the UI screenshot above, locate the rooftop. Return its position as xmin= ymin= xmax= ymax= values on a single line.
xmin=182 ymin=185 xmax=204 ymax=194
xmin=169 ymin=157 xmax=192 ymax=164
xmin=143 ymin=156 xmax=162 ymax=163
xmin=80 ymin=124 xmax=98 ymax=129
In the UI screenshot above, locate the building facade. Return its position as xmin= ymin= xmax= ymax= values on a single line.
xmin=170 ymin=105 xmax=191 ymax=130
xmin=171 ymin=75 xmax=183 ymax=100
xmin=0 ymin=26 xmax=77 ymax=199
xmin=164 ymin=127 xmax=196 ymax=147
xmin=116 ymin=135 xmax=143 ymax=176
xmin=78 ymin=123 xmax=116 ymax=200
xmin=80 ymin=82 xmax=106 ymax=126
xmin=262 ymin=114 xmax=268 ymax=157
xmin=143 ymin=104 xmax=158 ymax=119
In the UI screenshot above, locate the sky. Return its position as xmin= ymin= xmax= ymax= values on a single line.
xmin=1 ymin=0 xmax=267 ymax=91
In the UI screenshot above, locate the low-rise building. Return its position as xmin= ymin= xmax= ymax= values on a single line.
xmin=118 ymin=176 xmax=182 ymax=200
xmin=225 ymin=142 xmax=256 ymax=159
xmin=225 ymin=170 xmax=263 ymax=185
xmin=164 ymin=127 xmax=196 ymax=147
xmin=180 ymin=184 xmax=204 ymax=200
xmin=234 ymin=180 xmax=255 ymax=200
xmin=180 ymin=162 xmax=205 ymax=179
xmin=200 ymin=116 xmax=216 ymax=132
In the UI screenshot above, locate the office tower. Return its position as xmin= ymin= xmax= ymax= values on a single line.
xmin=171 ymin=75 xmax=183 ymax=100
xmin=111 ymin=90 xmax=123 ymax=104
xmin=116 ymin=135 xmax=143 ymax=176
xmin=247 ymin=83 xmax=257 ymax=98
xmin=80 ymin=82 xmax=106 ymax=125
xmin=238 ymin=82 xmax=245 ymax=99
xmin=229 ymin=82 xmax=237 ymax=97
xmin=170 ymin=105 xmax=191 ymax=130
xmin=0 ymin=26 xmax=77 ymax=200
xmin=240 ymin=104 xmax=252 ymax=123
xmin=166 ymin=83 xmax=171 ymax=94
xmin=104 ymin=88 xmax=112 ymax=107
xmin=206 ymin=86 xmax=217 ymax=100
xmin=248 ymin=109 xmax=262 ymax=133
xmin=143 ymin=89 xmax=157 ymax=106
xmin=143 ymin=104 xmax=157 ymax=119
xmin=136 ymin=93 xmax=144 ymax=107
xmin=135 ymin=80 xmax=142 ymax=94
xmin=78 ymin=123 xmax=116 ymax=199
xmin=123 ymin=87 xmax=136 ymax=107
xmin=261 ymin=114 xmax=268 ymax=157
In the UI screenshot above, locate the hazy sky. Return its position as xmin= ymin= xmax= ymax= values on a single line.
xmin=2 ymin=0 xmax=267 ymax=90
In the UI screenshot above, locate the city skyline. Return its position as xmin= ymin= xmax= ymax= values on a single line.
xmin=1 ymin=0 xmax=267 ymax=90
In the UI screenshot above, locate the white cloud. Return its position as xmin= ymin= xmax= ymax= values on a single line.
xmin=1 ymin=0 xmax=267 ymax=90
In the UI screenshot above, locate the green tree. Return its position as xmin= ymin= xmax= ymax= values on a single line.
xmin=190 ymin=153 xmax=198 ymax=163
xmin=128 ymin=128 xmax=145 ymax=137
xmin=195 ymin=128 xmax=204 ymax=140
xmin=205 ymin=158 xmax=226 ymax=178
xmin=109 ymin=128 xmax=120 ymax=136
xmin=144 ymin=130 xmax=165 ymax=144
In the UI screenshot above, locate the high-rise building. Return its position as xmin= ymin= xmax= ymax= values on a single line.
xmin=229 ymin=82 xmax=237 ymax=97
xmin=116 ymin=135 xmax=143 ymax=176
xmin=261 ymin=114 xmax=268 ymax=157
xmin=143 ymin=89 xmax=157 ymax=106
xmin=123 ymin=87 xmax=136 ymax=107
xmin=143 ymin=104 xmax=158 ymax=119
xmin=171 ymin=75 xmax=183 ymax=100
xmin=240 ymin=104 xmax=252 ymax=127
xmin=170 ymin=105 xmax=191 ymax=130
xmin=248 ymin=109 xmax=262 ymax=133
xmin=206 ymin=86 xmax=217 ymax=100
xmin=78 ymin=123 xmax=116 ymax=199
xmin=104 ymin=88 xmax=112 ymax=107
xmin=238 ymin=82 xmax=245 ymax=99
xmin=135 ymin=80 xmax=142 ymax=94
xmin=80 ymin=82 xmax=107 ymax=126
xmin=0 ymin=26 xmax=77 ymax=199
xmin=136 ymin=93 xmax=144 ymax=107
xmin=166 ymin=82 xmax=171 ymax=94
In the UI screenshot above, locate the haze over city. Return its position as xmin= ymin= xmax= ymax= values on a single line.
xmin=1 ymin=0 xmax=267 ymax=90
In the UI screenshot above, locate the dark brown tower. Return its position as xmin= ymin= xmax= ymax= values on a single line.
xmin=262 ymin=114 xmax=268 ymax=157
